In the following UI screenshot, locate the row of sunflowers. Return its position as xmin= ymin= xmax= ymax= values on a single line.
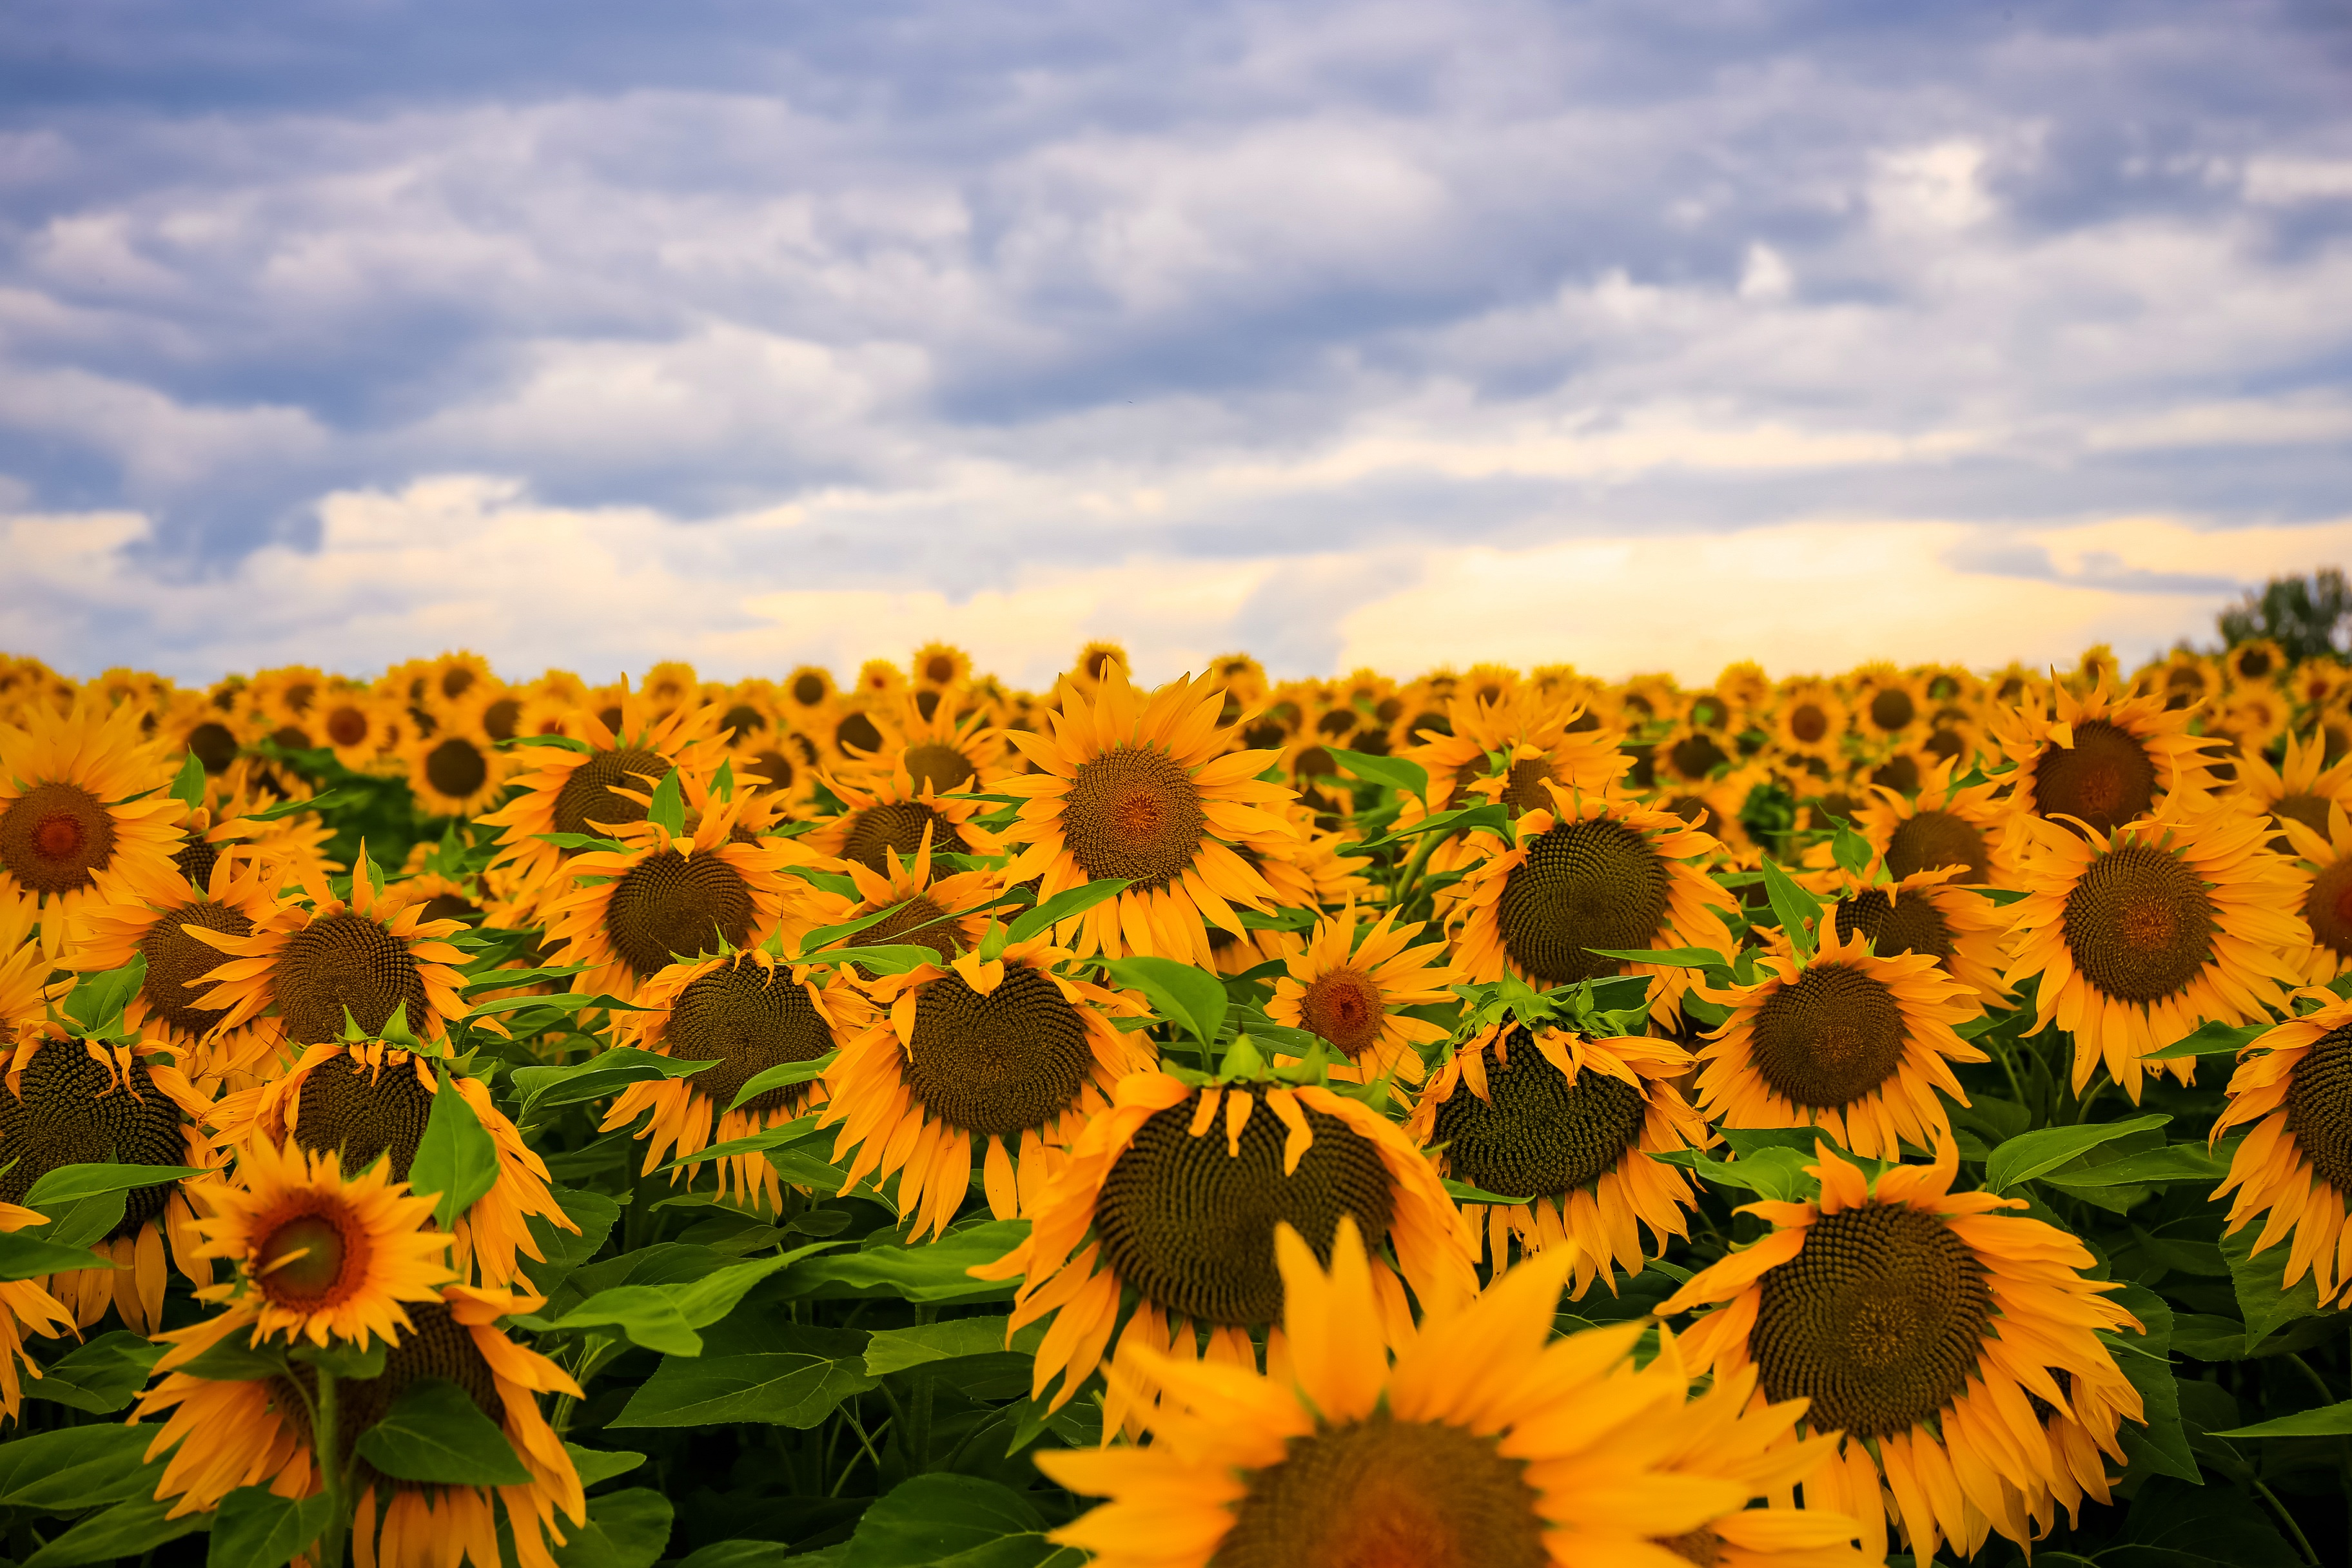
xmin=0 ymin=636 xmax=2345 ymax=1567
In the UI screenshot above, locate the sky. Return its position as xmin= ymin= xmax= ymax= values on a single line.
xmin=1 ymin=0 xmax=2348 ymax=690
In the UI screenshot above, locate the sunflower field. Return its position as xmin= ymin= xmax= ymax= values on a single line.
xmin=0 ymin=635 xmax=2347 ymax=1568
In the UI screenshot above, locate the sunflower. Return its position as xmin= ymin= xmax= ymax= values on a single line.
xmin=1650 ymin=763 xmax=1767 ymax=859
xmin=1446 ymin=783 xmax=1737 ymax=1025
xmin=2227 ymin=638 xmax=2287 ymax=687
xmin=0 ymin=698 xmax=186 ymax=954
xmin=1853 ymin=666 xmax=1928 ymax=743
xmin=211 ymin=1041 xmax=576 ymax=1291
xmin=858 ymin=689 xmax=1012 ymax=794
xmin=69 ymin=849 xmax=282 ymax=1080
xmin=603 ymin=950 xmax=860 ymax=1214
xmin=186 ymin=848 xmax=475 ymax=1054
xmin=822 ymin=937 xmax=1152 ymax=1238
xmin=140 ymin=1280 xmax=585 ymax=1568
xmin=0 ymin=895 xmax=51 ymax=1043
xmin=781 ymin=821 xmax=999 ymax=969
xmin=2211 ymin=994 xmax=2352 ymax=1308
xmin=1660 ymin=1140 xmax=2145 ymax=1562
xmin=1264 ymin=907 xmax=1458 ymax=1086
xmin=1066 ymin=640 xmax=1132 ymax=696
xmin=541 ymin=784 xmax=801 ymax=1004
xmin=1400 ymin=686 xmax=1628 ymax=816
xmin=0 ymin=1201 xmax=76 ymax=1424
xmin=2233 ymin=726 xmax=2352 ymax=852
xmin=972 ymin=1070 xmax=1476 ymax=1423
xmin=475 ymin=689 xmax=730 ymax=905
xmin=800 ymin=768 xmax=1008 ymax=877
xmin=316 ymin=685 xmax=401 ymax=772
xmin=998 ymin=669 xmax=1296 ymax=965
xmin=2278 ymin=808 xmax=2352 ymax=983
xmin=1695 ymin=919 xmax=1985 ymax=1161
xmin=1405 ymin=1024 xmax=1708 ymax=1291
xmin=910 ymin=641 xmax=972 ymax=690
xmin=1990 ymin=674 xmax=2220 ymax=838
xmin=397 ymin=694 xmax=515 ymax=819
xmin=734 ymin=726 xmax=823 ymax=814
xmin=2003 ymin=800 xmax=2304 ymax=1098
xmin=1821 ymin=863 xmax=2014 ymax=1006
xmin=1854 ymin=754 xmax=2017 ymax=888
xmin=1040 ymin=1216 xmax=1865 ymax=1568
xmin=1771 ymin=683 xmax=1849 ymax=763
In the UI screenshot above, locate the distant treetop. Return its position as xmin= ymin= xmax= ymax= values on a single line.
xmin=2219 ymin=568 xmax=2351 ymax=663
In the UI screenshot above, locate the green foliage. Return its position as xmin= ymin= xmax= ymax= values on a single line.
xmin=2217 ymin=567 xmax=2352 ymax=661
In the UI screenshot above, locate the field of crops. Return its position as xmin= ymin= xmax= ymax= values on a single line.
xmin=0 ymin=635 xmax=2346 ymax=1568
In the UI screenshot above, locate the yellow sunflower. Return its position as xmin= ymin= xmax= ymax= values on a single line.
xmin=998 ymin=669 xmax=1297 ymax=965
xmin=541 ymin=803 xmax=799 ymax=1006
xmin=2211 ymin=993 xmax=2352 ymax=1308
xmin=1396 ymin=685 xmax=1629 ymax=814
xmin=1770 ymin=683 xmax=1849 ymax=763
xmin=2226 ymin=638 xmax=2287 ymax=687
xmin=780 ymin=823 xmax=999 ymax=968
xmin=315 ymin=685 xmax=401 ymax=772
xmin=2279 ymin=807 xmax=2352 ymax=984
xmin=1854 ymin=754 xmax=2018 ymax=888
xmin=1661 ymin=1141 xmax=2145 ymax=1563
xmin=822 ymin=937 xmax=1152 ymax=1238
xmin=1404 ymin=1024 xmax=1708 ymax=1291
xmin=140 ymin=1280 xmax=585 ymax=1568
xmin=211 ymin=1040 xmax=576 ymax=1291
xmin=1446 ymin=783 xmax=1737 ymax=1025
xmin=1264 ymin=906 xmax=1458 ymax=1086
xmin=603 ymin=950 xmax=860 ymax=1214
xmin=2003 ymin=800 xmax=2304 ymax=1098
xmin=1852 ymin=666 xmax=1929 ymax=744
xmin=0 ymin=697 xmax=186 ymax=954
xmin=1820 ymin=863 xmax=2014 ymax=1007
xmin=972 ymin=1070 xmax=1476 ymax=1426
xmin=0 ymin=895 xmax=50 ymax=1043
xmin=0 ymin=1200 xmax=76 ymax=1424
xmin=186 ymin=847 xmax=475 ymax=1054
xmin=801 ymin=763 xmax=1010 ymax=876
xmin=0 ymin=1029 xmax=216 ymax=1335
xmin=734 ymin=726 xmax=823 ymax=815
xmin=1649 ymin=763 xmax=1767 ymax=859
xmin=1990 ymin=674 xmax=2220 ymax=838
xmin=1695 ymin=919 xmax=1985 ymax=1161
xmin=395 ymin=693 xmax=516 ymax=819
xmin=2233 ymin=725 xmax=2352 ymax=850
xmin=1041 ymin=1216 xmax=1865 ymax=1568
xmin=69 ymin=848 xmax=282 ymax=1080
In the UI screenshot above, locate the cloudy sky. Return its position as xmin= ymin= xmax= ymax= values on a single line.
xmin=3 ymin=0 xmax=2348 ymax=689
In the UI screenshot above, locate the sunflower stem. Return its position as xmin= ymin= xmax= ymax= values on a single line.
xmin=2249 ymin=1473 xmax=2323 ymax=1568
xmin=314 ymin=1366 xmax=349 ymax=1568
xmin=1389 ymin=828 xmax=1449 ymax=923
xmin=905 ymin=1306 xmax=937 ymax=1471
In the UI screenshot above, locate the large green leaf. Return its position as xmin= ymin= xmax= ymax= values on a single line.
xmin=725 ymin=1055 xmax=836 ymax=1114
xmin=841 ymin=1475 xmax=1084 ymax=1567
xmin=23 ymin=1162 xmax=206 ymax=1207
xmin=2213 ymin=1399 xmax=2352 ymax=1437
xmin=1006 ymin=878 xmax=1133 ymax=944
xmin=24 ymin=1330 xmax=166 ymax=1413
xmin=206 ymin=1489 xmax=333 ymax=1568
xmin=1649 ymin=1145 xmax=1819 ymax=1202
xmin=2102 ymin=1283 xmax=2197 ymax=1483
xmin=0 ymin=1227 xmax=115 ymax=1280
xmin=1983 ymin=1114 xmax=2170 ymax=1192
xmin=525 ymin=1285 xmax=705 ymax=1355
xmin=863 ymin=1317 xmax=1025 ymax=1377
xmin=352 ymin=1377 xmax=533 ymax=1486
xmin=23 ymin=1493 xmax=210 ymax=1567
xmin=2220 ymin=1221 xmax=2329 ymax=1345
xmin=512 ymin=1050 xmax=716 ymax=1117
xmin=1098 ymin=957 xmax=1226 ymax=1045
xmin=0 ymin=1426 xmax=155 ymax=1511
xmin=2038 ymin=1141 xmax=2230 ymax=1191
xmin=2144 ymin=1019 xmax=2269 ymax=1061
xmin=409 ymin=1063 xmax=501 ymax=1229
xmin=1324 ymin=748 xmax=1429 ymax=799
xmin=612 ymin=1348 xmax=878 ymax=1429
xmin=554 ymin=1487 xmax=675 ymax=1568
xmin=781 ymin=1222 xmax=1028 ymax=1304
xmin=521 ymin=1185 xmax=624 ymax=1297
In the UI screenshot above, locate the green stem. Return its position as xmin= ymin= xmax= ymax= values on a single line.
xmin=905 ymin=1306 xmax=937 ymax=1471
xmin=2249 ymin=1475 xmax=2323 ymax=1568
xmin=314 ymin=1367 xmax=349 ymax=1568
xmin=1390 ymin=827 xmax=1448 ymax=921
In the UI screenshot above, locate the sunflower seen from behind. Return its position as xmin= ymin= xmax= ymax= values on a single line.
xmin=1405 ymin=1021 xmax=1707 ymax=1293
xmin=1660 ymin=1140 xmax=2146 ymax=1562
xmin=0 ymin=697 xmax=186 ymax=955
xmin=1264 ymin=906 xmax=1458 ymax=1086
xmin=1041 ymin=1215 xmax=1867 ymax=1568
xmin=999 ymin=667 xmax=1295 ymax=965
xmin=2210 ymin=993 xmax=2352 ymax=1309
xmin=2003 ymin=799 xmax=2304 ymax=1099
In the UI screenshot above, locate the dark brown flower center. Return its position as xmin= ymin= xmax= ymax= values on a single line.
xmin=836 ymin=712 xmax=883 ymax=757
xmin=1062 ymin=745 xmax=1207 ymax=891
xmin=1748 ymin=963 xmax=1909 ymax=1110
xmin=258 ymin=1213 xmax=349 ymax=1302
xmin=1210 ymin=1411 xmax=1547 ymax=1568
xmin=483 ymin=697 xmax=520 ymax=741
xmin=1431 ymin=1030 xmax=1647 ymax=1199
xmin=187 ymin=722 xmax=239 ymax=773
xmin=291 ymin=1052 xmax=437 ymax=1182
xmin=605 ymin=849 xmax=758 ymax=979
xmin=2034 ymin=719 xmax=2155 ymax=835
xmin=1495 ymin=818 xmax=1672 ymax=986
xmin=326 ymin=705 xmax=371 ymax=749
xmin=0 ymin=1040 xmax=188 ymax=1236
xmin=2286 ymin=1023 xmax=2352 ymax=1195
xmin=1094 ymin=1085 xmax=1393 ymax=1326
xmin=1299 ymin=968 xmax=1384 ymax=1058
xmin=2270 ymin=792 xmax=2333 ymax=843
xmin=173 ymin=836 xmax=221 ymax=889
xmin=664 ymin=961 xmax=835 ymax=1116
xmin=842 ymin=801 xmax=970 ymax=874
xmin=1668 ymin=733 xmax=1728 ymax=780
xmin=860 ymin=896 xmax=966 ymax=968
xmin=2059 ymin=842 xmax=2215 ymax=1004
xmin=1885 ymin=808 xmax=1990 ymax=884
xmin=904 ymin=966 xmax=1093 ymax=1138
xmin=0 ymin=781 xmax=116 ymax=895
xmin=1789 ymin=703 xmax=1830 ymax=744
xmin=901 ymin=742 xmax=976 ymax=794
xmin=2303 ymin=861 xmax=2352 ymax=961
xmin=1753 ymin=1202 xmax=1995 ymax=1437
xmin=792 ymin=673 xmax=827 ymax=707
xmin=275 ymin=912 xmax=431 ymax=1046
xmin=1870 ymin=689 xmax=1916 ymax=732
xmin=141 ymin=899 xmax=253 ymax=1034
xmin=1832 ymin=888 xmax=1955 ymax=966
xmin=551 ymin=747 xmax=667 ymax=838
xmin=423 ymin=738 xmax=489 ymax=803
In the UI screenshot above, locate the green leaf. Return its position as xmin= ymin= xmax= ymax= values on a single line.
xmin=647 ymin=769 xmax=687 ymax=838
xmin=2039 ymin=1141 xmax=2230 ymax=1191
xmin=564 ymin=1444 xmax=648 ymax=1488
xmin=207 ymin=1488 xmax=333 ymax=1568
xmin=781 ymin=1221 xmax=1029 ymax=1304
xmin=1006 ymin=878 xmax=1132 ymax=944
xmin=0 ymin=1425 xmax=155 ymax=1511
xmin=1651 ymin=1146 xmax=1820 ymax=1202
xmin=1983 ymin=1114 xmax=2170 ymax=1192
xmin=1827 ymin=816 xmax=1876 ymax=883
xmin=504 ymin=733 xmax=592 ymax=752
xmin=2145 ymin=1019 xmax=2269 ymax=1061
xmin=1351 ymin=801 xmax=1512 ymax=851
xmin=524 ymin=1285 xmax=705 ymax=1355
xmin=353 ymin=1377 xmax=533 ymax=1486
xmin=60 ymin=957 xmax=146 ymax=1036
xmin=409 ymin=1063 xmax=501 ymax=1229
xmin=521 ymin=1185 xmax=624 ymax=1297
xmin=1099 ymin=956 xmax=1227 ymax=1045
xmin=655 ymin=1116 xmax=820 ymax=1173
xmin=841 ymin=1474 xmax=1084 ymax=1568
xmin=794 ymin=905 xmax=909 ymax=954
xmin=26 ymin=1161 xmax=206 ymax=1208
xmin=170 ymin=750 xmax=208 ymax=808
xmin=795 ymin=943 xmax=951 ymax=975
xmin=513 ymin=1048 xmax=717 ymax=1117
xmin=2102 ymin=1283 xmax=2199 ymax=1483
xmin=0 ymin=1226 xmax=115 ymax=1279
xmin=2222 ymin=1222 xmax=2329 ymax=1345
xmin=242 ymin=788 xmax=359 ymax=821
xmin=1757 ymin=859 xmax=1822 ymax=965
xmin=2169 ymin=1313 xmax=2246 ymax=1360
xmin=2213 ymin=1400 xmax=2352 ymax=1438
xmin=725 ymin=1054 xmax=836 ymax=1113
xmin=554 ymin=1488 xmax=675 ymax=1568
xmin=864 ymin=1317 xmax=1021 ymax=1376
xmin=663 ymin=1251 xmax=801 ymax=1327
xmin=23 ymin=1330 xmax=166 ymax=1413
xmin=1442 ymin=1177 xmax=1534 ymax=1205
xmin=533 ymin=831 xmax=632 ymax=852
xmin=1326 ymin=748 xmax=1429 ymax=799
xmin=612 ymin=1348 xmax=879 ymax=1428
xmin=1581 ymin=946 xmax=1729 ymax=973
xmin=24 ymin=1493 xmax=210 ymax=1566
